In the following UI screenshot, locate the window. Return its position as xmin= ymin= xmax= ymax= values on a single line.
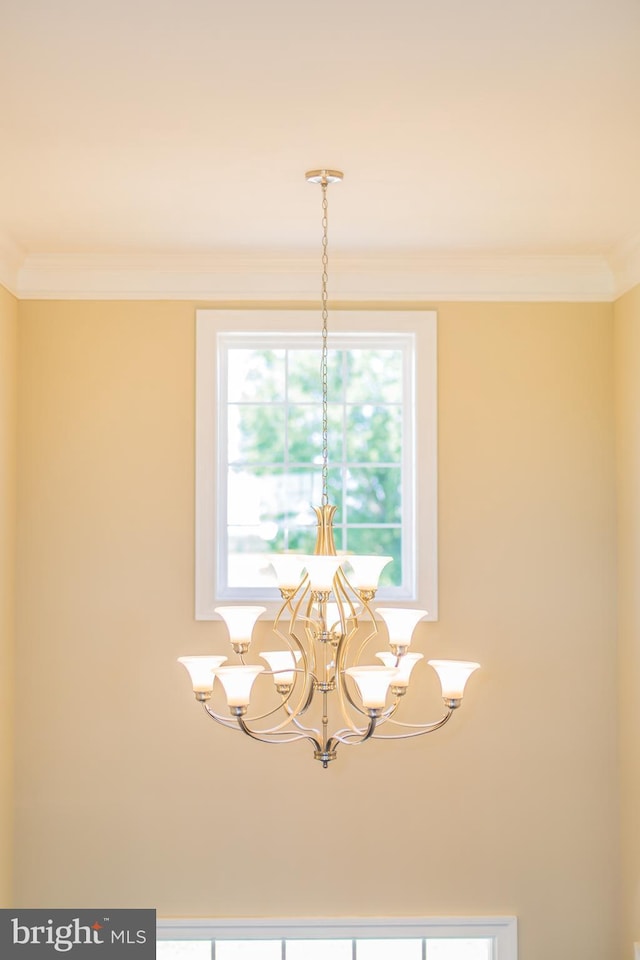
xmin=157 ymin=918 xmax=518 ymax=960
xmin=196 ymin=310 xmax=437 ymax=618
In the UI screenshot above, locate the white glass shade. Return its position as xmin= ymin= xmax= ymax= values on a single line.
xmin=215 ymin=665 xmax=265 ymax=706
xmin=177 ymin=656 xmax=228 ymax=693
xmin=325 ymin=601 xmax=360 ymax=627
xmin=259 ymin=650 xmax=302 ymax=685
xmin=375 ymin=607 xmax=428 ymax=644
xmin=375 ymin=651 xmax=423 ymax=686
xmin=303 ymin=555 xmax=343 ymax=591
xmin=345 ymin=665 xmax=398 ymax=709
xmin=214 ymin=605 xmax=266 ymax=640
xmin=269 ymin=555 xmax=307 ymax=591
xmin=428 ymin=659 xmax=480 ymax=699
xmin=345 ymin=555 xmax=392 ymax=591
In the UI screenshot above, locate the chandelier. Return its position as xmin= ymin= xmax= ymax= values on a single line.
xmin=179 ymin=169 xmax=479 ymax=767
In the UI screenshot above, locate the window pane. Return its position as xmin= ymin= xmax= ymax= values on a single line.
xmin=227 ymin=466 xmax=319 ymax=526
xmin=216 ymin=942 xmax=282 ymax=960
xmin=356 ymin=939 xmax=423 ymax=960
xmin=287 ymin=348 xmax=343 ymax=403
xmin=345 ymin=349 xmax=403 ymax=403
xmin=157 ymin=942 xmax=211 ymax=960
xmin=228 ymin=349 xmax=285 ymax=403
xmin=345 ymin=527 xmax=402 ymax=586
xmin=346 ymin=405 xmax=402 ymax=463
xmin=426 ymin=939 xmax=492 ymax=960
xmin=345 ymin=467 xmax=402 ymax=524
xmin=286 ymin=404 xmax=344 ymax=466
xmin=229 ymin=404 xmax=286 ymax=464
xmin=286 ymin=940 xmax=352 ymax=960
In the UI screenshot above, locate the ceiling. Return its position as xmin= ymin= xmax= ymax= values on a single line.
xmin=2 ymin=0 xmax=640 ymax=300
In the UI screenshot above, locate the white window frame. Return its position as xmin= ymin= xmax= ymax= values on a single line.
xmin=157 ymin=917 xmax=518 ymax=959
xmin=195 ymin=309 xmax=438 ymax=619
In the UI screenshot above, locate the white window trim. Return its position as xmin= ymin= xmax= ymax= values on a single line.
xmin=195 ymin=309 xmax=438 ymax=620
xmin=157 ymin=916 xmax=517 ymax=958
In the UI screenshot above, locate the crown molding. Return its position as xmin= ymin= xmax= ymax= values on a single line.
xmin=6 ymin=251 xmax=622 ymax=302
xmin=0 ymin=233 xmax=25 ymax=297
xmin=607 ymin=233 xmax=640 ymax=298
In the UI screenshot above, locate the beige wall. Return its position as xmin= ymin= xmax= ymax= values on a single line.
xmin=614 ymin=284 xmax=640 ymax=953
xmin=0 ymin=283 xmax=17 ymax=905
xmin=13 ymin=299 xmax=620 ymax=958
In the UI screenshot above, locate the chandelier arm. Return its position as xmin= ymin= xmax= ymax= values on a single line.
xmin=370 ymin=710 xmax=454 ymax=739
xmin=326 ymin=714 xmax=377 ymax=750
xmin=237 ymin=716 xmax=322 ymax=751
xmin=265 ymin=612 xmax=320 ymax=721
xmin=272 ymin=587 xmax=307 ymax=640
xmin=337 ymin=657 xmax=375 ymax=721
xmin=287 ymin=584 xmax=319 ymax=677
xmin=203 ymin=656 xmax=314 ymax=729
xmin=271 ymin=621 xmax=316 ymax=713
xmin=335 ymin=647 xmax=371 ymax=728
xmin=349 ymin=599 xmax=382 ymax=666
xmin=288 ymin=674 xmax=317 ymax=717
xmin=330 ymin=699 xmax=398 ymax=740
xmin=285 ymin=709 xmax=322 ymax=737
xmin=237 ymin=686 xmax=320 ymax=735
xmin=202 ymin=703 xmax=244 ymax=729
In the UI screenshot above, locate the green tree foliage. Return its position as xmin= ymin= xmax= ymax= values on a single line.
xmin=228 ymin=346 xmax=404 ymax=585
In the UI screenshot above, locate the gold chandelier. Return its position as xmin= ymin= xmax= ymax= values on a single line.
xmin=179 ymin=169 xmax=479 ymax=767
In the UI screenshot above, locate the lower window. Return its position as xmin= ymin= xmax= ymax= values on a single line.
xmin=157 ymin=918 xmax=517 ymax=960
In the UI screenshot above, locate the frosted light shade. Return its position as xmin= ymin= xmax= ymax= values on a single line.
xmin=269 ymin=555 xmax=307 ymax=590
xmin=325 ymin=601 xmax=360 ymax=626
xmin=345 ymin=666 xmax=399 ymax=708
xmin=303 ymin=555 xmax=343 ymax=591
xmin=376 ymin=651 xmax=423 ymax=686
xmin=375 ymin=607 xmax=428 ymax=644
xmin=346 ymin=555 xmax=392 ymax=590
xmin=178 ymin=656 xmax=228 ymax=692
xmin=214 ymin=605 xmax=266 ymax=640
xmin=260 ymin=650 xmax=302 ymax=685
xmin=215 ymin=665 xmax=265 ymax=706
xmin=428 ymin=660 xmax=480 ymax=699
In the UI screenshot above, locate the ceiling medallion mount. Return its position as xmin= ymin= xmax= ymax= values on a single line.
xmin=305 ymin=169 xmax=344 ymax=185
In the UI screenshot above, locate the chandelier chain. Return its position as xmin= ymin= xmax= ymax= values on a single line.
xmin=321 ymin=178 xmax=329 ymax=507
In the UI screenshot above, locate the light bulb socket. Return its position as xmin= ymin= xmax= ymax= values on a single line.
xmin=390 ymin=684 xmax=408 ymax=698
xmin=231 ymin=641 xmax=250 ymax=655
xmin=312 ymin=590 xmax=331 ymax=603
xmin=357 ymin=588 xmax=376 ymax=602
xmin=444 ymin=697 xmax=462 ymax=710
xmin=275 ymin=682 xmax=294 ymax=695
xmin=366 ymin=707 xmax=383 ymax=719
xmin=230 ymin=705 xmax=248 ymax=717
xmin=314 ymin=679 xmax=336 ymax=693
xmin=194 ymin=690 xmax=211 ymax=702
xmin=390 ymin=643 xmax=409 ymax=657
